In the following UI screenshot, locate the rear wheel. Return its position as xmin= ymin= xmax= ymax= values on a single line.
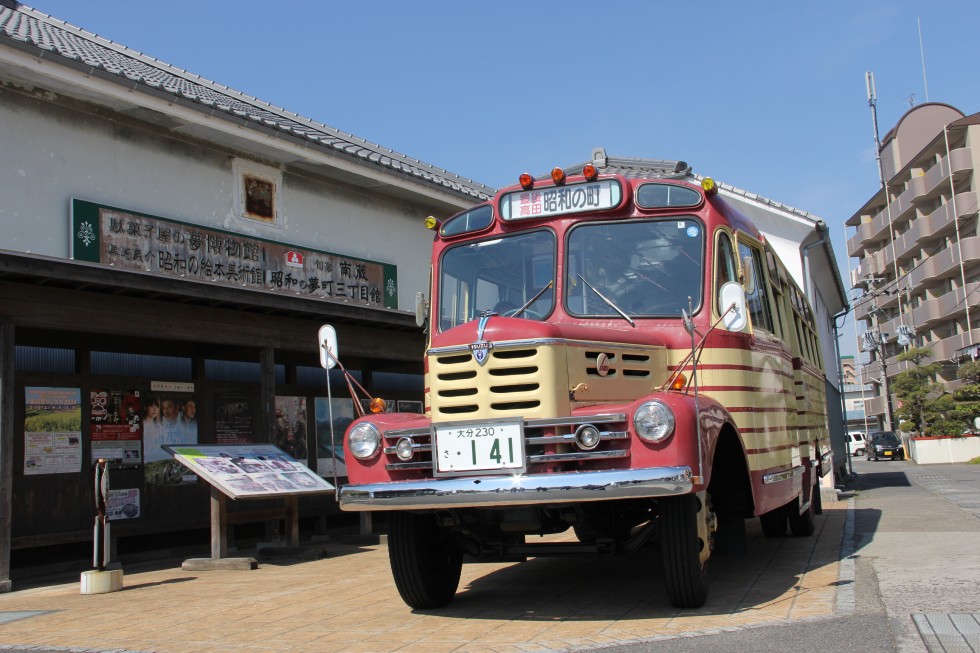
xmin=388 ymin=512 xmax=463 ymax=609
xmin=759 ymin=509 xmax=787 ymax=537
xmin=660 ymin=494 xmax=711 ymax=608
xmin=788 ymin=483 xmax=816 ymax=537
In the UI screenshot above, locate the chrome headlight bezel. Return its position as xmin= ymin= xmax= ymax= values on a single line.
xmin=348 ymin=422 xmax=381 ymax=460
xmin=633 ymin=400 xmax=675 ymax=443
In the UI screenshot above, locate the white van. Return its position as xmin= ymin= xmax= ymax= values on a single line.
xmin=847 ymin=432 xmax=866 ymax=456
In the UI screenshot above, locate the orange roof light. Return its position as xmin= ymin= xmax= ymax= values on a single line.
xmin=369 ymin=397 xmax=387 ymax=413
xmin=701 ymin=177 xmax=718 ymax=197
xmin=671 ymin=373 xmax=687 ymax=391
xmin=519 ymin=172 xmax=534 ymax=190
xmin=551 ymin=167 xmax=566 ymax=185
xmin=424 ymin=216 xmax=440 ymax=230
xmin=582 ymin=163 xmax=598 ymax=181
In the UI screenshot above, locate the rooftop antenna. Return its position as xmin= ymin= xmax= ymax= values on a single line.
xmin=918 ymin=17 xmax=929 ymax=102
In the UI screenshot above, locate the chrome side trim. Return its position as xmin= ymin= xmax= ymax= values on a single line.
xmin=762 ymin=465 xmax=805 ymax=485
xmin=339 ymin=466 xmax=693 ymax=511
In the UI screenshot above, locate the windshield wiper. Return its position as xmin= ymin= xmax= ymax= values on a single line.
xmin=512 ymin=280 xmax=554 ymax=317
xmin=577 ymin=275 xmax=635 ymax=327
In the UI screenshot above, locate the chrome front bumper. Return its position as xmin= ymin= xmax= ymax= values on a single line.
xmin=338 ymin=466 xmax=693 ymax=511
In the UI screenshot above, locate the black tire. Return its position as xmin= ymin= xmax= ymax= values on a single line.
xmin=713 ymin=509 xmax=747 ymax=556
xmin=388 ymin=512 xmax=463 ymax=610
xmin=788 ymin=483 xmax=816 ymax=537
xmin=759 ymin=509 xmax=787 ymax=537
xmin=660 ymin=494 xmax=709 ymax=608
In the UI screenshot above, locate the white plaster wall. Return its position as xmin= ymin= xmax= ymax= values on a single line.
xmin=909 ymin=436 xmax=980 ymax=464
xmin=0 ymin=84 xmax=437 ymax=311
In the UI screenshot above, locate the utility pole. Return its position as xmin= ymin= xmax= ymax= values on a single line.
xmin=863 ymin=275 xmax=897 ymax=432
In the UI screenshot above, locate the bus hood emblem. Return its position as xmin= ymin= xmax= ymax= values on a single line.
xmin=471 ymin=341 xmax=493 ymax=366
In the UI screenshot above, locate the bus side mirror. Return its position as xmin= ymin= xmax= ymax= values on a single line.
xmin=415 ymin=292 xmax=428 ymax=329
xmin=741 ymin=255 xmax=756 ymax=295
xmin=719 ymin=282 xmax=749 ymax=332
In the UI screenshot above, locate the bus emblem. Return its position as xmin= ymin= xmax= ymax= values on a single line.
xmin=471 ymin=341 xmax=493 ymax=366
xmin=596 ymin=353 xmax=611 ymax=377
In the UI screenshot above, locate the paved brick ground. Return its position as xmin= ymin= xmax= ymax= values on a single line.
xmin=0 ymin=500 xmax=846 ymax=653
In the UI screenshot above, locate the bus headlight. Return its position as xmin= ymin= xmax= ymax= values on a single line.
xmin=348 ymin=422 xmax=381 ymax=460
xmin=633 ymin=401 xmax=675 ymax=443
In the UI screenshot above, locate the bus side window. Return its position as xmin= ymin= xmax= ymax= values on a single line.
xmin=715 ymin=232 xmax=738 ymax=315
xmin=737 ymin=241 xmax=774 ymax=333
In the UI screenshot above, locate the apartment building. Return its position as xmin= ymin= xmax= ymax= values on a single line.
xmin=846 ymin=103 xmax=980 ymax=431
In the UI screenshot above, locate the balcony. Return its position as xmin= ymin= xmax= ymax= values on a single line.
xmin=909 ymin=236 xmax=980 ymax=287
xmin=912 ymin=282 xmax=980 ymax=329
xmin=891 ymin=175 xmax=927 ymax=225
xmin=927 ymin=329 xmax=980 ymax=362
xmin=917 ymin=147 xmax=973 ymax=204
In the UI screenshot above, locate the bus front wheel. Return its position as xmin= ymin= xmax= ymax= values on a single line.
xmin=660 ymin=493 xmax=710 ymax=608
xmin=388 ymin=512 xmax=463 ymax=609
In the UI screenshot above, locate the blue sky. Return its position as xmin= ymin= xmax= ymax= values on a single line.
xmin=23 ymin=1 xmax=980 ymax=356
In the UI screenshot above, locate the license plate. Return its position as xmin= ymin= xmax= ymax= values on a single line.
xmin=433 ymin=420 xmax=525 ymax=475
xmin=884 ymin=451 xmax=892 ymax=456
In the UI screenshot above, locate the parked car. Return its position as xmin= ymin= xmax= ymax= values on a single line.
xmin=847 ymin=432 xmax=865 ymax=457
xmin=865 ymin=431 xmax=905 ymax=461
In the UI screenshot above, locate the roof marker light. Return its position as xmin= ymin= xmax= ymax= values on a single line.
xmin=701 ymin=177 xmax=718 ymax=196
xmin=424 ymin=216 xmax=440 ymax=230
xmin=551 ymin=167 xmax=566 ymax=185
xmin=519 ymin=173 xmax=534 ymax=190
xmin=582 ymin=163 xmax=598 ymax=181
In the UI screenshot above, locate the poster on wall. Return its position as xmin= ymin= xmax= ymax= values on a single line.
xmin=107 ymin=488 xmax=141 ymax=520
xmin=314 ymin=397 xmax=354 ymax=480
xmin=275 ymin=396 xmax=309 ymax=463
xmin=144 ymin=382 xmax=198 ymax=486
xmin=24 ymin=387 xmax=82 ymax=475
xmin=89 ymin=389 xmax=142 ymax=466
xmin=214 ymin=394 xmax=253 ymax=445
xmin=164 ymin=444 xmax=333 ymax=499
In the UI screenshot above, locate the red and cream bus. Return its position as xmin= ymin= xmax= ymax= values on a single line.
xmin=337 ymin=163 xmax=832 ymax=610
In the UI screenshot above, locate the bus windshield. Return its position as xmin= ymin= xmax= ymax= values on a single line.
xmin=565 ymin=218 xmax=704 ymax=318
xmin=438 ymin=230 xmax=556 ymax=331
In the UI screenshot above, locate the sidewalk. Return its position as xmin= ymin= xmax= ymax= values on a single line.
xmin=847 ymin=460 xmax=980 ymax=653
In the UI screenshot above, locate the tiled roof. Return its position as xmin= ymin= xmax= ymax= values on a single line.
xmin=563 ymin=149 xmax=818 ymax=223
xmin=0 ymin=2 xmax=494 ymax=202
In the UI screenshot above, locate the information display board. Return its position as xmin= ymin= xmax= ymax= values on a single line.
xmin=163 ymin=444 xmax=333 ymax=499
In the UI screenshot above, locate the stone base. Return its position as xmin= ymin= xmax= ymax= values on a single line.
xmin=181 ymin=557 xmax=257 ymax=571
xmin=80 ymin=569 xmax=124 ymax=594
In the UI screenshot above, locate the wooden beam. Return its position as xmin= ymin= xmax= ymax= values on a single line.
xmin=0 ymin=320 xmax=14 ymax=592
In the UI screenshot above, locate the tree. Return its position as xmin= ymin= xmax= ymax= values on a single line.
xmin=894 ymin=349 xmax=979 ymax=436
xmin=893 ymin=348 xmax=942 ymax=435
xmin=953 ymin=361 xmax=980 ymax=433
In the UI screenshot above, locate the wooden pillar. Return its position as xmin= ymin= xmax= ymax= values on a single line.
xmin=0 ymin=321 xmax=14 ymax=592
xmin=210 ymin=486 xmax=227 ymax=559
xmin=259 ymin=346 xmax=276 ymax=444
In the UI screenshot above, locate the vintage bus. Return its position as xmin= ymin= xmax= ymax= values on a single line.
xmin=336 ymin=163 xmax=832 ymax=610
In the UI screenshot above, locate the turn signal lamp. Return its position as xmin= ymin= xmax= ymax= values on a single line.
xmin=551 ymin=167 xmax=566 ymax=185
xmin=369 ymin=397 xmax=387 ymax=413
xmin=701 ymin=177 xmax=718 ymax=196
xmin=519 ymin=172 xmax=534 ymax=190
xmin=424 ymin=216 xmax=440 ymax=230
xmin=583 ymin=163 xmax=598 ymax=181
xmin=671 ymin=373 xmax=687 ymax=391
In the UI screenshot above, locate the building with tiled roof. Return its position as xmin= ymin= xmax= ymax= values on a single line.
xmin=0 ymin=1 xmax=496 ymax=585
